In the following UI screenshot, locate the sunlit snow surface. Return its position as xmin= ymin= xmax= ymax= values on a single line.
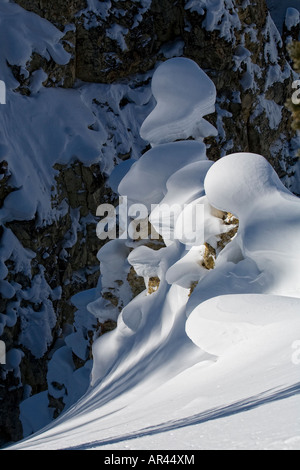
xmin=5 ymin=53 xmax=300 ymax=452
xmin=140 ymin=58 xmax=217 ymax=145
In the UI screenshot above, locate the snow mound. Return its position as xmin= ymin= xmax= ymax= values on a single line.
xmin=186 ymin=294 xmax=300 ymax=356
xmin=203 ymin=152 xmax=300 ymax=296
xmin=6 ymin=58 xmax=300 ymax=451
xmin=204 ymin=152 xmax=291 ymax=217
xmin=0 ymin=2 xmax=70 ymax=89
xmin=140 ymin=57 xmax=217 ymax=146
xmin=118 ymin=141 xmax=207 ymax=209
xmin=285 ymin=7 xmax=300 ymax=31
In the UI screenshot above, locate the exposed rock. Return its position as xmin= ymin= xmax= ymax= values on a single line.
xmin=147 ymin=276 xmax=160 ymax=295
xmin=0 ymin=161 xmax=14 ymax=208
xmin=15 ymin=0 xmax=87 ymax=28
xmin=0 ymin=160 xmax=112 ymax=442
xmin=189 ymin=280 xmax=199 ymax=297
xmin=127 ymin=266 xmax=146 ymax=298
xmin=12 ymin=0 xmax=299 ymax=179
xmin=201 ymin=243 xmax=216 ymax=271
xmin=217 ymin=212 xmax=240 ymax=251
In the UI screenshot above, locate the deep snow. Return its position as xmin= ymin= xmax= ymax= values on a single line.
xmin=4 ymin=57 xmax=300 ymax=451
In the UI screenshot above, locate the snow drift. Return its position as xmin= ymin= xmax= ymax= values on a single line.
xmin=5 ymin=56 xmax=300 ymax=450
xmin=140 ymin=57 xmax=217 ymax=145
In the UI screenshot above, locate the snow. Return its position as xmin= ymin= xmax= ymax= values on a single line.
xmin=184 ymin=0 xmax=241 ymax=42
xmin=81 ymin=0 xmax=112 ymax=23
xmin=186 ymin=294 xmax=300 ymax=355
xmin=0 ymin=2 xmax=70 ymax=90
xmin=81 ymin=0 xmax=152 ymax=30
xmin=185 ymin=0 xmax=205 ymax=16
xmin=263 ymin=13 xmax=283 ymax=64
xmin=204 ymin=152 xmax=300 ymax=297
xmin=140 ymin=58 xmax=217 ymax=146
xmin=4 ymin=56 xmax=300 ymax=451
xmin=106 ymin=23 xmax=129 ymax=51
xmin=19 ymin=392 xmax=54 ymax=439
xmin=118 ymin=141 xmax=207 ymax=209
xmin=0 ymin=87 xmax=106 ymax=225
xmin=267 ymin=0 xmax=300 ymax=34
xmin=159 ymin=39 xmax=185 ymax=59
xmin=0 ymin=2 xmax=153 ymax=227
xmin=0 ymin=0 xmax=155 ymax=438
xmin=5 ymin=348 xmax=24 ymax=373
xmin=285 ymin=7 xmax=300 ymax=31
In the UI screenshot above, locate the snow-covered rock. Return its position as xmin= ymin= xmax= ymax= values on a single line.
xmin=6 ymin=55 xmax=300 ymax=452
xmin=140 ymin=57 xmax=217 ymax=145
xmin=204 ymin=152 xmax=300 ymax=296
xmin=1 ymin=0 xmax=300 ymax=448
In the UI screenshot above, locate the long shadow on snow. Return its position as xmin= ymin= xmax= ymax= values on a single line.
xmin=65 ymin=381 xmax=300 ymax=450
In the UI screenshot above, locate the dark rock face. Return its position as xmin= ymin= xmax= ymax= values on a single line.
xmin=16 ymin=0 xmax=87 ymax=27
xmin=75 ymin=0 xmax=186 ymax=83
xmin=0 ymin=0 xmax=299 ymax=445
xmin=14 ymin=0 xmax=299 ymax=175
xmin=0 ymin=161 xmax=111 ymax=444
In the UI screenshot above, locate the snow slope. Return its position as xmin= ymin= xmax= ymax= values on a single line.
xmin=5 ymin=58 xmax=300 ymax=451
xmin=5 ymin=289 xmax=300 ymax=450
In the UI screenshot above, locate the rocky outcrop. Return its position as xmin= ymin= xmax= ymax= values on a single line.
xmin=0 ymin=160 xmax=112 ymax=443
xmin=0 ymin=0 xmax=299 ymax=446
xmin=13 ymin=0 xmax=299 ymax=179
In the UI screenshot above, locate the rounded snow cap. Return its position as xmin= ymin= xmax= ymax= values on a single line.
xmin=204 ymin=152 xmax=287 ymax=218
xmin=140 ymin=57 xmax=217 ymax=146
